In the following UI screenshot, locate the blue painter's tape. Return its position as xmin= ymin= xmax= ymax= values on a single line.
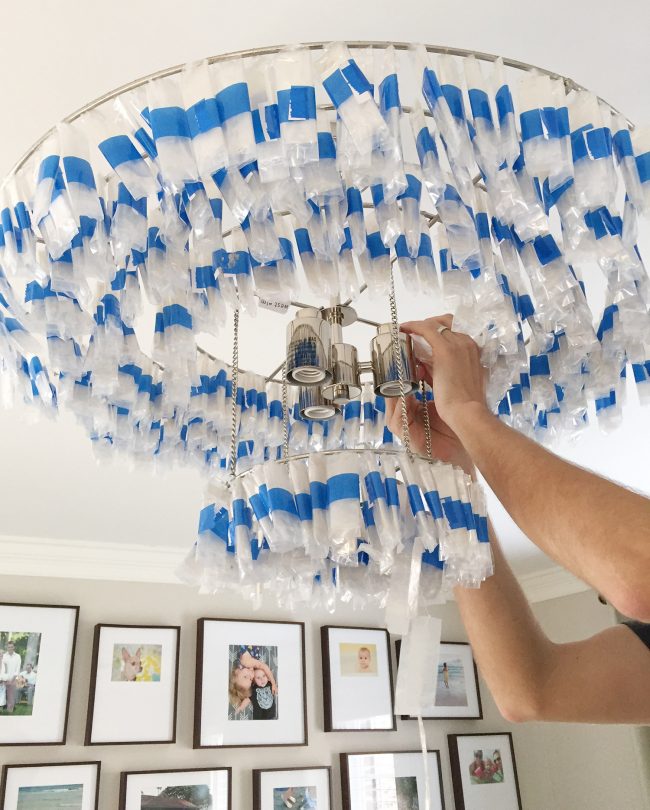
xmin=475 ymin=211 xmax=490 ymax=240
xmin=99 ymin=135 xmax=142 ymax=169
xmin=323 ymin=69 xmax=352 ymax=108
xmin=328 ymin=472 xmax=360 ymax=504
xmin=571 ymin=126 xmax=613 ymax=162
xmin=37 ymin=155 xmax=60 ymax=183
xmin=187 ymin=97 xmax=221 ymax=137
xmin=150 ymin=106 xmax=191 ymax=140
xmin=422 ymin=67 xmax=443 ymax=110
xmin=310 ymin=480 xmax=328 ymax=510
xmin=495 ymin=84 xmax=514 ymax=122
xmin=407 ymin=484 xmax=425 ymax=514
xmin=294 ymin=228 xmax=313 ymax=255
xmin=278 ymin=85 xmax=317 ymax=122
xmin=216 ymin=82 xmax=251 ymax=123
xmin=163 ymin=303 xmax=193 ymax=330
xmin=613 ymin=128 xmax=634 ymax=160
xmin=264 ymin=104 xmax=281 ymax=140
xmin=530 ymin=354 xmax=550 ymax=376
xmin=385 ymin=477 xmax=400 ymax=508
xmin=295 ymin=492 xmax=313 ymax=522
xmin=533 ymin=233 xmax=562 ymax=266
xmin=268 ymin=486 xmax=298 ymax=516
xmin=379 ymin=73 xmax=400 ymax=113
xmin=441 ymin=84 xmax=464 ymax=120
xmin=395 ymin=235 xmax=411 ymax=258
xmin=346 ymin=186 xmax=363 ymax=215
xmin=342 ymin=59 xmax=373 ymax=95
xmin=269 ymin=400 xmax=283 ymax=419
xmin=418 ymin=232 xmax=433 ymax=259
xmin=399 ymin=173 xmax=422 ymax=202
xmin=344 ymin=400 xmax=361 ymax=420
xmin=416 ymin=125 xmax=437 ymax=164
xmin=367 ymin=231 xmax=389 ymax=259
xmin=317 ymin=131 xmax=336 ymax=160
xmin=637 ymin=152 xmax=650 ymax=184
xmin=468 ymin=88 xmax=492 ymax=123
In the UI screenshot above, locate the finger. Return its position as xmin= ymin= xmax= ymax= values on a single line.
xmin=401 ymin=315 xmax=454 ymax=350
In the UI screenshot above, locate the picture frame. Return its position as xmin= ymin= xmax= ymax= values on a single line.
xmin=1 ymin=761 xmax=100 ymax=810
xmin=396 ymin=640 xmax=483 ymax=720
xmin=447 ymin=732 xmax=523 ymax=810
xmin=253 ymin=766 xmax=331 ymax=810
xmin=85 ymin=623 xmax=180 ymax=745
xmin=0 ymin=602 xmax=79 ymax=746
xmin=321 ymin=625 xmax=396 ymax=732
xmin=340 ymin=750 xmax=445 ymax=810
xmin=194 ymin=617 xmax=307 ymax=749
xmin=119 ymin=767 xmax=231 ymax=810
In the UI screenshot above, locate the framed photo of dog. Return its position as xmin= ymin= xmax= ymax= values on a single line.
xmin=85 ymin=624 xmax=180 ymax=745
xmin=252 ymin=766 xmax=331 ymax=810
xmin=194 ymin=618 xmax=307 ymax=749
xmin=0 ymin=602 xmax=79 ymax=746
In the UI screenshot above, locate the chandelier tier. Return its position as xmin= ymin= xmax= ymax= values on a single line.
xmin=1 ymin=41 xmax=649 ymax=617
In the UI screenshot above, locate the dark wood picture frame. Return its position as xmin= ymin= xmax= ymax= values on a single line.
xmin=321 ymin=625 xmax=396 ymax=732
xmin=395 ymin=639 xmax=483 ymax=720
xmin=84 ymin=623 xmax=181 ymax=746
xmin=340 ymin=750 xmax=445 ymax=810
xmin=119 ymin=766 xmax=232 ymax=810
xmin=0 ymin=601 xmax=79 ymax=747
xmin=1 ymin=761 xmax=101 ymax=810
xmin=194 ymin=617 xmax=308 ymax=749
xmin=447 ymin=732 xmax=523 ymax=810
xmin=252 ymin=766 xmax=332 ymax=810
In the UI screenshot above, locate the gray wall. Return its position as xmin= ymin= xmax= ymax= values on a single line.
xmin=0 ymin=575 xmax=646 ymax=810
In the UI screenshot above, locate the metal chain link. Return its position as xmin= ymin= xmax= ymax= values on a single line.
xmin=420 ymin=379 xmax=433 ymax=459
xmin=228 ymin=308 xmax=240 ymax=478
xmin=388 ymin=266 xmax=413 ymax=459
xmin=282 ymin=362 xmax=290 ymax=460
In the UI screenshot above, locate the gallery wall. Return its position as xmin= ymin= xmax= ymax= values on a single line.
xmin=0 ymin=573 xmax=647 ymax=810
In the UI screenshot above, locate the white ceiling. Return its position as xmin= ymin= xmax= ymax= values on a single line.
xmin=1 ymin=0 xmax=649 ymax=577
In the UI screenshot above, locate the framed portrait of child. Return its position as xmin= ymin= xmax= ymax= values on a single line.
xmin=194 ymin=618 xmax=307 ymax=748
xmin=321 ymin=625 xmax=396 ymax=732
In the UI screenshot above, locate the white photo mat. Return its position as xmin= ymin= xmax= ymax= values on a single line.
xmin=399 ymin=641 xmax=482 ymax=719
xmin=254 ymin=767 xmax=331 ymax=810
xmin=323 ymin=626 xmax=395 ymax=731
xmin=342 ymin=751 xmax=444 ymax=810
xmin=449 ymin=733 xmax=522 ymax=810
xmin=2 ymin=762 xmax=99 ymax=810
xmin=121 ymin=768 xmax=230 ymax=810
xmin=196 ymin=619 xmax=306 ymax=748
xmin=86 ymin=624 xmax=179 ymax=744
xmin=0 ymin=603 xmax=78 ymax=745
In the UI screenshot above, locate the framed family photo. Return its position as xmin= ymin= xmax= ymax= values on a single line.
xmin=1 ymin=762 xmax=100 ymax=810
xmin=396 ymin=641 xmax=482 ymax=720
xmin=119 ymin=767 xmax=231 ymax=810
xmin=85 ymin=624 xmax=180 ymax=745
xmin=253 ymin=767 xmax=331 ymax=810
xmin=448 ymin=732 xmax=522 ymax=810
xmin=340 ymin=751 xmax=445 ymax=810
xmin=321 ymin=626 xmax=395 ymax=732
xmin=194 ymin=618 xmax=307 ymax=748
xmin=0 ymin=602 xmax=79 ymax=746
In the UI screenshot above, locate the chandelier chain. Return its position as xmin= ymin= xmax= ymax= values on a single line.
xmin=282 ymin=362 xmax=290 ymax=460
xmin=228 ymin=307 xmax=240 ymax=478
xmin=420 ymin=379 xmax=433 ymax=459
xmin=389 ymin=266 xmax=412 ymax=459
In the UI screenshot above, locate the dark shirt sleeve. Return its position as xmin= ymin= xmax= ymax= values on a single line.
xmin=622 ymin=621 xmax=650 ymax=651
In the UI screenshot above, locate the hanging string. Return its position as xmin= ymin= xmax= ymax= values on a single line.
xmin=228 ymin=308 xmax=240 ymax=478
xmin=389 ymin=265 xmax=413 ymax=459
xmin=420 ymin=379 xmax=432 ymax=459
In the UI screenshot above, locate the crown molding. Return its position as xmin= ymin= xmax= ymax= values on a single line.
xmin=0 ymin=534 xmax=590 ymax=603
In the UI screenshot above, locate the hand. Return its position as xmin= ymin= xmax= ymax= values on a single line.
xmin=271 ymin=680 xmax=278 ymax=695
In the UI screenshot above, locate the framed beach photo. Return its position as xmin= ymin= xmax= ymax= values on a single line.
xmin=448 ymin=732 xmax=522 ymax=810
xmin=85 ymin=624 xmax=180 ymax=745
xmin=253 ymin=767 xmax=331 ymax=810
xmin=194 ymin=618 xmax=307 ymax=749
xmin=340 ymin=751 xmax=445 ymax=810
xmin=1 ymin=762 xmax=100 ymax=810
xmin=396 ymin=641 xmax=482 ymax=720
xmin=0 ymin=602 xmax=79 ymax=746
xmin=119 ymin=767 xmax=231 ymax=810
xmin=321 ymin=626 xmax=395 ymax=732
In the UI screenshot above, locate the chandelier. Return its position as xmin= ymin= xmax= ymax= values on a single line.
xmin=0 ymin=41 xmax=648 ymax=627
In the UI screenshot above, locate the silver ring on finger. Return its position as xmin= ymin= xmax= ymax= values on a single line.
xmin=437 ymin=325 xmax=451 ymax=335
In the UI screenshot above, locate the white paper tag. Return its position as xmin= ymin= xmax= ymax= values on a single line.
xmin=394 ymin=616 xmax=442 ymax=717
xmin=256 ymin=296 xmax=290 ymax=314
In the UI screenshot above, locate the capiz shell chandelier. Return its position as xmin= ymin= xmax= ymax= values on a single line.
xmin=0 ymin=41 xmax=648 ymax=625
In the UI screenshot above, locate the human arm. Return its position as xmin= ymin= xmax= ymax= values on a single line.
xmin=398 ymin=316 xmax=650 ymax=621
xmin=455 ymin=526 xmax=650 ymax=724
xmin=236 ymin=697 xmax=251 ymax=713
